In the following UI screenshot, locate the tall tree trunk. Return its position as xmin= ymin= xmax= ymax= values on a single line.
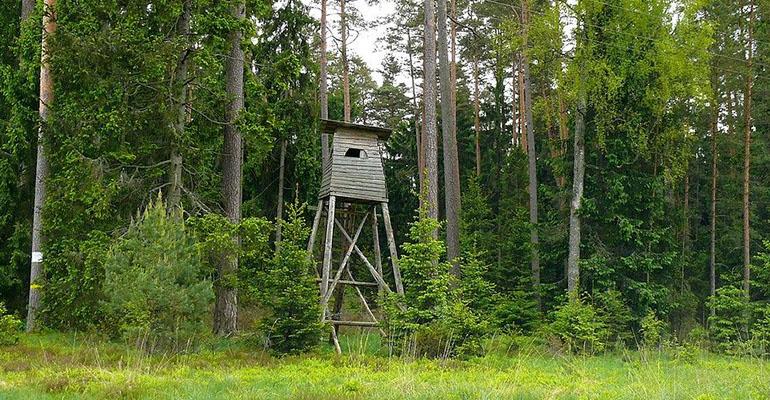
xmin=450 ymin=0 xmax=457 ymax=147
xmin=709 ymin=96 xmax=718 ymax=316
xmin=214 ymin=0 xmax=245 ymax=336
xmin=518 ymin=54 xmax=526 ymax=151
xmin=742 ymin=0 xmax=754 ymax=299
xmin=474 ymin=57 xmax=481 ymax=176
xmin=437 ymin=0 xmax=460 ymax=268
xmin=319 ymin=0 xmax=330 ymax=165
xmin=168 ymin=0 xmax=192 ymax=211
xmin=26 ymin=0 xmax=55 ymax=333
xmin=275 ymin=138 xmax=287 ymax=244
xmin=21 ymin=0 xmax=34 ymax=20
xmin=567 ymin=90 xmax=585 ymax=299
xmin=521 ymin=0 xmax=539 ymax=307
xmin=422 ymin=0 xmax=439 ymax=228
xmin=407 ymin=29 xmax=422 ymax=188
xmin=341 ymin=0 xmax=350 ymax=123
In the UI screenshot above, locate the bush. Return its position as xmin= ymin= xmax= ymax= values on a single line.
xmin=383 ymin=214 xmax=487 ymax=358
xmin=101 ymin=197 xmax=213 ymax=353
xmin=257 ymin=204 xmax=323 ymax=354
xmin=0 ymin=302 xmax=22 ymax=345
xmin=548 ymin=298 xmax=608 ymax=355
xmin=594 ymin=289 xmax=633 ymax=347
xmin=640 ymin=310 xmax=666 ymax=349
xmin=707 ymin=285 xmax=749 ymax=353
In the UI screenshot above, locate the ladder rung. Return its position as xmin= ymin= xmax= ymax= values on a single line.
xmin=326 ymin=320 xmax=378 ymax=327
xmin=316 ymin=279 xmax=379 ymax=287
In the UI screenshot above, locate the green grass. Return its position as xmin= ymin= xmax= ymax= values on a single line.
xmin=1 ymin=333 xmax=769 ymax=399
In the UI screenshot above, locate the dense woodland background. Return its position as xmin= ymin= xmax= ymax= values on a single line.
xmin=1 ymin=0 xmax=770 ymax=355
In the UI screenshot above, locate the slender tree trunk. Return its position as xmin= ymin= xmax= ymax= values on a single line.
xmin=511 ymin=58 xmax=519 ymax=147
xmin=407 ymin=29 xmax=422 ymax=188
xmin=275 ymin=138 xmax=287 ymax=243
xmin=27 ymin=0 xmax=55 ymax=333
xmin=682 ymin=172 xmax=689 ymax=293
xmin=742 ymin=0 xmax=754 ymax=299
xmin=214 ymin=0 xmax=245 ymax=336
xmin=422 ymin=0 xmax=439 ymax=228
xmin=319 ymin=0 xmax=330 ymax=165
xmin=437 ymin=0 xmax=460 ymax=268
xmin=567 ymin=90 xmax=585 ymax=299
xmin=709 ymin=97 xmax=718 ymax=316
xmin=474 ymin=57 xmax=481 ymax=176
xmin=341 ymin=0 xmax=351 ymax=123
xmin=521 ymin=0 xmax=539 ymax=306
xmin=168 ymin=0 xmax=192 ymax=211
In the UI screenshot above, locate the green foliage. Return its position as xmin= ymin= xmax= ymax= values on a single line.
xmin=707 ymin=286 xmax=750 ymax=353
xmin=594 ymin=289 xmax=633 ymax=347
xmin=383 ymin=214 xmax=487 ymax=358
xmin=256 ymin=204 xmax=322 ymax=354
xmin=0 ymin=302 xmax=22 ymax=346
xmin=188 ymin=213 xmax=272 ymax=297
xmin=101 ymin=198 xmax=213 ymax=353
xmin=640 ymin=310 xmax=666 ymax=349
xmin=548 ymin=299 xmax=608 ymax=355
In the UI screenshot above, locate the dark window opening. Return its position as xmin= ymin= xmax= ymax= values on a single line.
xmin=344 ymin=148 xmax=367 ymax=158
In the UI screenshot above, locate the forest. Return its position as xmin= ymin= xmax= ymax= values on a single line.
xmin=1 ymin=0 xmax=770 ymax=398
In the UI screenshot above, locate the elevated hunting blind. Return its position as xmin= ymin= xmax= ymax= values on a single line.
xmin=319 ymin=120 xmax=390 ymax=203
xmin=307 ymin=119 xmax=404 ymax=353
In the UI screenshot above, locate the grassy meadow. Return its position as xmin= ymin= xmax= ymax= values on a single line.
xmin=0 ymin=333 xmax=768 ymax=399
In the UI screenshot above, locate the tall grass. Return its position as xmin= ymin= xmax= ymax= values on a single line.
xmin=1 ymin=332 xmax=769 ymax=399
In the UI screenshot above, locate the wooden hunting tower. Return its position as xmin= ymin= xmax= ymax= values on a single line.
xmin=307 ymin=119 xmax=404 ymax=353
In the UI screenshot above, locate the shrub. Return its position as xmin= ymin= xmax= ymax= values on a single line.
xmin=257 ymin=204 xmax=323 ymax=354
xmin=101 ymin=197 xmax=213 ymax=353
xmin=383 ymin=214 xmax=487 ymax=358
xmin=594 ymin=289 xmax=633 ymax=347
xmin=0 ymin=302 xmax=22 ymax=345
xmin=548 ymin=298 xmax=608 ymax=355
xmin=707 ymin=285 xmax=749 ymax=353
xmin=640 ymin=310 xmax=666 ymax=349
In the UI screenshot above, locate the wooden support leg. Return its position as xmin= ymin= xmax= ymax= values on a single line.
xmin=381 ymin=203 xmax=404 ymax=295
xmin=321 ymin=196 xmax=336 ymax=315
xmin=371 ymin=205 xmax=384 ymax=293
xmin=322 ymin=212 xmax=369 ymax=305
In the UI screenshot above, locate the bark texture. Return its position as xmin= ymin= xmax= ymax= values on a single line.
xmin=275 ymin=138 xmax=287 ymax=243
xmin=473 ymin=57 xmax=481 ymax=176
xmin=742 ymin=0 xmax=754 ymax=299
xmin=567 ymin=92 xmax=585 ymax=298
xmin=27 ymin=0 xmax=56 ymax=333
xmin=340 ymin=0 xmax=350 ymax=123
xmin=709 ymin=96 xmax=718 ymax=316
xmin=437 ymin=0 xmax=460 ymax=268
xmin=214 ymin=0 xmax=245 ymax=336
xmin=21 ymin=0 xmax=34 ymax=20
xmin=168 ymin=0 xmax=192 ymax=210
xmin=422 ymin=0 xmax=439 ymax=226
xmin=521 ymin=0 xmax=540 ymax=305
xmin=319 ymin=0 xmax=330 ymax=165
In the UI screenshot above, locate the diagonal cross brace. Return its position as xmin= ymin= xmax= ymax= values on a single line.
xmin=321 ymin=212 xmax=369 ymax=306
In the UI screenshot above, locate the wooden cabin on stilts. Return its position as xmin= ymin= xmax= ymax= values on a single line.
xmin=306 ymin=119 xmax=404 ymax=354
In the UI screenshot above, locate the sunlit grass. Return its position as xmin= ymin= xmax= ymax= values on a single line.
xmin=1 ymin=332 xmax=769 ymax=399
